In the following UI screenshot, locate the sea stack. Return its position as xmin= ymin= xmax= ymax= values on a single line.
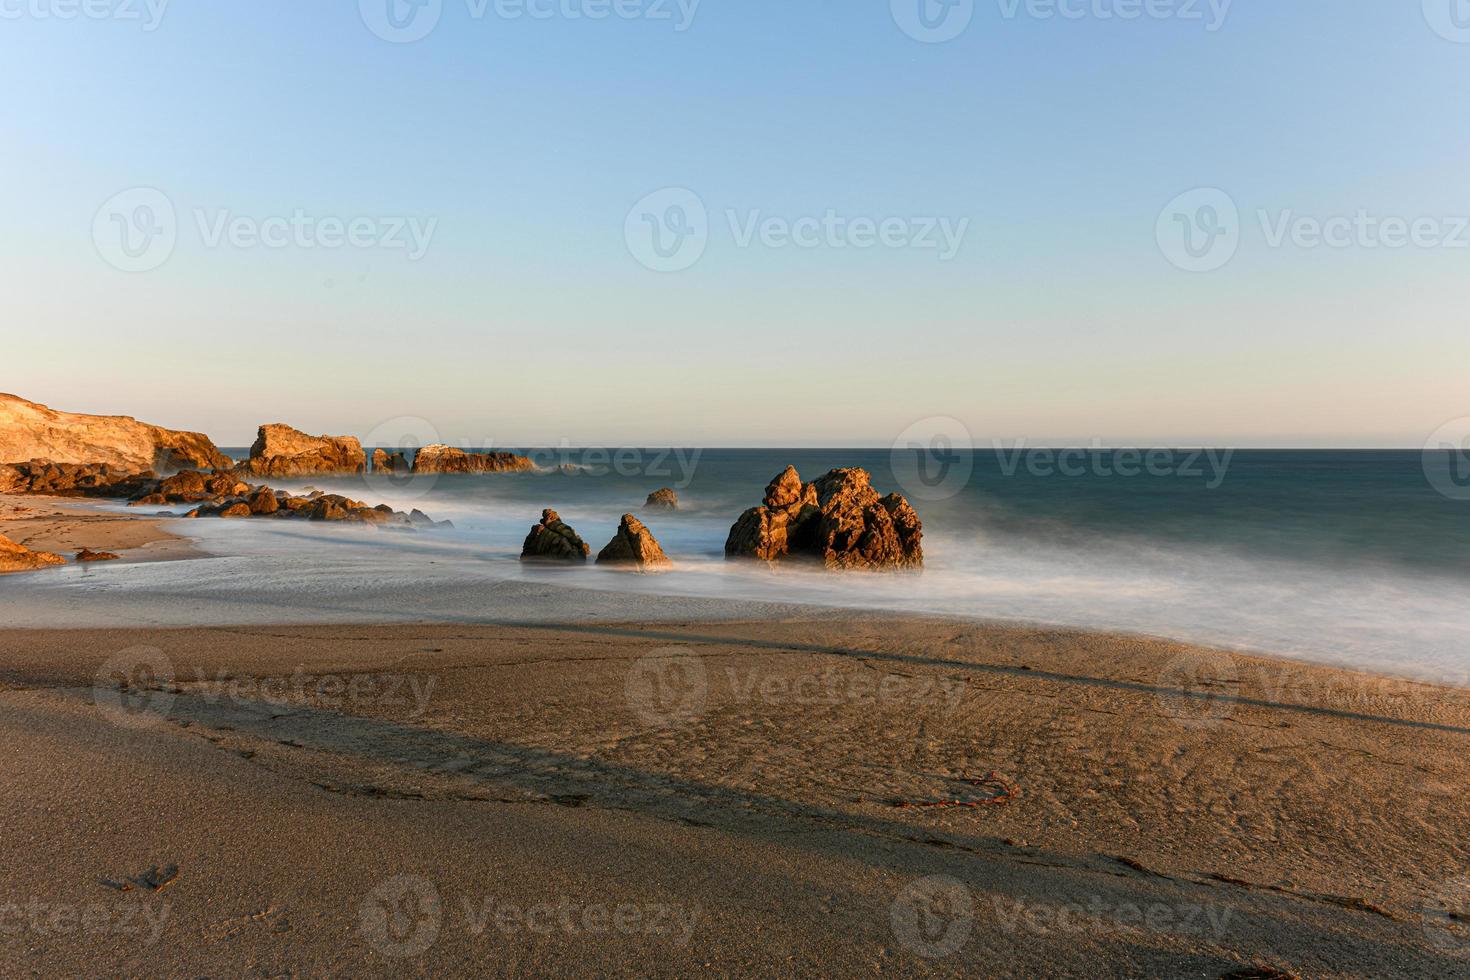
xmin=521 ymin=509 xmax=591 ymax=562
xmin=596 ymin=514 xmax=672 ymax=571
xmin=725 ymin=466 xmax=922 ymax=570
xmin=237 ymin=424 xmax=366 ymax=477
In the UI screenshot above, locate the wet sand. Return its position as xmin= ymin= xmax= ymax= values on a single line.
xmin=0 ymin=617 xmax=1466 ymax=976
xmin=0 ymin=496 xmax=201 ymax=564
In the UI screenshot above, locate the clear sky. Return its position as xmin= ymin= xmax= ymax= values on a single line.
xmin=3 ymin=1 xmax=1468 ymax=447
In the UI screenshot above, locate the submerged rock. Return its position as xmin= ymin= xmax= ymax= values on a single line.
xmin=237 ymin=424 xmax=366 ymax=477
xmin=643 ymin=488 xmax=679 ymax=511
xmin=597 ymin=514 xmax=672 ymax=571
xmin=521 ymin=509 xmax=590 ymax=562
xmin=725 ymin=466 xmax=922 ymax=570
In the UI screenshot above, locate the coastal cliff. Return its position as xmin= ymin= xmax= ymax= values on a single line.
xmin=0 ymin=393 xmax=230 ymax=472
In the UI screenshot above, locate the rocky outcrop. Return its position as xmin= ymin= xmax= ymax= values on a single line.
xmin=0 ymin=533 xmax=65 ymax=574
xmin=724 ymin=466 xmax=818 ymax=562
xmin=644 ymin=488 xmax=679 ymax=511
xmin=2 ymin=461 xmax=159 ymax=499
xmin=236 ymin=424 xmax=365 ymax=478
xmin=521 ymin=509 xmax=590 ymax=562
xmin=371 ymin=449 xmax=409 ymax=474
xmin=725 ymin=466 xmax=923 ymax=570
xmin=0 ymin=394 xmax=230 ymax=472
xmin=411 ymin=444 xmax=535 ymax=475
xmin=596 ymin=514 xmax=672 ymax=571
xmin=0 ymin=462 xmax=443 ymax=530
xmin=76 ymin=549 xmax=120 ymax=562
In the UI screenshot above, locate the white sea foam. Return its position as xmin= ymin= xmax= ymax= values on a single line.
xmin=3 ymin=493 xmax=1468 ymax=688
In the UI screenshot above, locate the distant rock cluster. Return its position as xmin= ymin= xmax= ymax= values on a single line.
xmin=0 ymin=395 xmax=925 ymax=574
xmin=0 ymin=461 xmax=449 ymax=529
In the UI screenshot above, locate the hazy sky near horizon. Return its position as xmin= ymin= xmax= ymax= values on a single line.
xmin=3 ymin=1 xmax=1468 ymax=447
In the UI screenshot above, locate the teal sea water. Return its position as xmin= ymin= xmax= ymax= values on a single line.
xmin=206 ymin=448 xmax=1470 ymax=684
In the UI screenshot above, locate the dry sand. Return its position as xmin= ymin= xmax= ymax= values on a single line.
xmin=0 ymin=614 xmax=1467 ymax=977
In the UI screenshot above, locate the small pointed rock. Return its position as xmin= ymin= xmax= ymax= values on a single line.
xmin=597 ymin=514 xmax=672 ymax=571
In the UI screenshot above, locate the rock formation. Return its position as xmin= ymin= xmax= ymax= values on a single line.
xmin=411 ymin=444 xmax=535 ymax=475
xmin=0 ymin=393 xmax=229 ymax=472
xmin=596 ymin=514 xmax=672 ymax=571
xmin=0 ymin=462 xmax=440 ymax=530
xmin=236 ymin=424 xmax=366 ymax=477
xmin=76 ymin=549 xmax=121 ymax=562
xmin=0 ymin=533 xmax=65 ymax=574
xmin=371 ymin=449 xmax=409 ymax=474
xmin=644 ymin=488 xmax=679 ymax=511
xmin=521 ymin=509 xmax=590 ymax=562
xmin=725 ymin=466 xmax=923 ymax=570
xmin=2 ymin=461 xmax=158 ymax=499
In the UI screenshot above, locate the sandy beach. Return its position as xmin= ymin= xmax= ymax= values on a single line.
xmin=2 ymin=575 xmax=1468 ymax=975
xmin=0 ymin=496 xmax=202 ymax=565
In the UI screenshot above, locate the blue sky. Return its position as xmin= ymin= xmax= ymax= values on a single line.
xmin=3 ymin=1 xmax=1468 ymax=447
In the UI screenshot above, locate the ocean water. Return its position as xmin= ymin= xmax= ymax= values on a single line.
xmin=9 ymin=448 xmax=1469 ymax=685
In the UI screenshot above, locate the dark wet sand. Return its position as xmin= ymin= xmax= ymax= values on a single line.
xmin=0 ymin=617 xmax=1467 ymax=976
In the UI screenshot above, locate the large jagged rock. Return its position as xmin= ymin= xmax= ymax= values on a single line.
xmin=724 ymin=465 xmax=819 ymax=562
xmin=411 ymin=444 xmax=535 ymax=475
xmin=236 ymin=424 xmax=365 ymax=477
xmin=597 ymin=514 xmax=672 ymax=571
xmin=0 ymin=533 xmax=65 ymax=574
xmin=643 ymin=488 xmax=679 ymax=511
xmin=725 ymin=466 xmax=923 ymax=570
xmin=0 ymin=393 xmax=229 ymax=472
xmin=521 ymin=509 xmax=590 ymax=562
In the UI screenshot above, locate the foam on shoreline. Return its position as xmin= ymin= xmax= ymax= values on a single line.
xmin=1 ymin=494 xmax=1468 ymax=689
